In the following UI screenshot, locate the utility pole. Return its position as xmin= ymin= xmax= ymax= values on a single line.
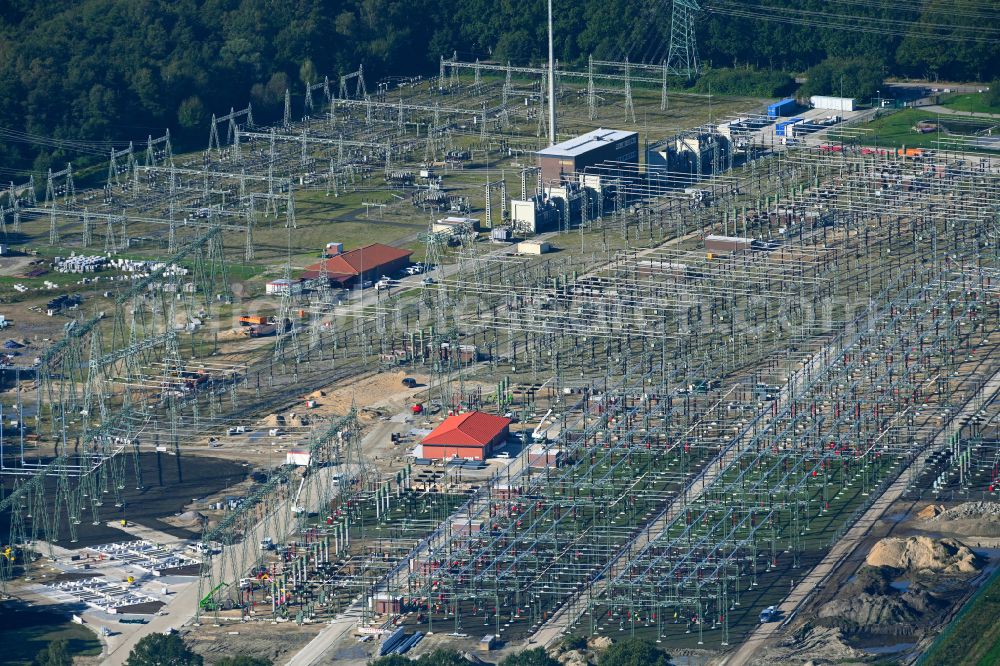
xmin=547 ymin=0 xmax=557 ymax=146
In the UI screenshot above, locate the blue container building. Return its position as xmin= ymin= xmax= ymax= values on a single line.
xmin=767 ymin=98 xmax=797 ymax=119
xmin=775 ymin=118 xmax=804 ymax=137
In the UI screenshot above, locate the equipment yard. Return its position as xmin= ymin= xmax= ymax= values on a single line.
xmin=1 ymin=36 xmax=999 ymax=666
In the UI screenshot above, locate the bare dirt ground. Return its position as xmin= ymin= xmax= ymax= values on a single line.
xmin=922 ymin=501 xmax=1000 ymax=541
xmin=184 ymin=621 xmax=322 ymax=665
xmin=0 ymin=254 xmax=36 ymax=276
xmin=302 ymin=370 xmax=429 ymax=418
xmin=747 ymin=626 xmax=867 ymax=666
xmin=177 ymin=369 xmax=432 ymax=467
xmin=0 ymin=297 xmax=77 ymax=343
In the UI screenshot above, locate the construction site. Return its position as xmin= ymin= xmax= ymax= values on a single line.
xmin=0 ymin=6 xmax=999 ymax=664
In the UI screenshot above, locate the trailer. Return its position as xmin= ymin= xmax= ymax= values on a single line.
xmin=767 ymin=98 xmax=797 ymax=119
xmin=248 ymin=324 xmax=277 ymax=338
xmin=810 ymin=95 xmax=855 ymax=112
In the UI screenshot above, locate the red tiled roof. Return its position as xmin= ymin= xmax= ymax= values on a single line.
xmin=303 ymin=243 xmax=412 ymax=277
xmin=421 ymin=411 xmax=512 ymax=448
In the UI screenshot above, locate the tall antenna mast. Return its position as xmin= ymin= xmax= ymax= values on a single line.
xmin=547 ymin=0 xmax=557 ymax=145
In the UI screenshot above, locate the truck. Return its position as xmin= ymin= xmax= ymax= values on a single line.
xmin=239 ymin=315 xmax=268 ymax=326
xmin=248 ymin=323 xmax=276 ymax=338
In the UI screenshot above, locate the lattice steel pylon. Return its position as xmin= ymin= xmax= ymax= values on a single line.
xmin=666 ymin=0 xmax=700 ymax=78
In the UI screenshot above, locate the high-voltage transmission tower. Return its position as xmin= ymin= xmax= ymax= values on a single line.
xmin=666 ymin=0 xmax=701 ymax=78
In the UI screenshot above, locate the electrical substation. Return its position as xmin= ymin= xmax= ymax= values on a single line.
xmin=0 ymin=11 xmax=999 ymax=665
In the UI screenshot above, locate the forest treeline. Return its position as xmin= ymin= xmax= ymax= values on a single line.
xmin=0 ymin=0 xmax=997 ymax=176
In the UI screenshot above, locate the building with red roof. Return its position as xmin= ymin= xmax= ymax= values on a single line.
xmin=420 ymin=411 xmax=512 ymax=461
xmin=301 ymin=243 xmax=413 ymax=288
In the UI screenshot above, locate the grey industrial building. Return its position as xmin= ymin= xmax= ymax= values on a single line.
xmin=537 ymin=128 xmax=639 ymax=184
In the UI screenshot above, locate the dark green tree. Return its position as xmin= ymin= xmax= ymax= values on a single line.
xmin=415 ymin=648 xmax=469 ymax=666
xmin=0 ymin=0 xmax=997 ymax=187
xmin=800 ymin=58 xmax=883 ymax=101
xmin=371 ymin=656 xmax=412 ymax=666
xmin=177 ymin=95 xmax=206 ymax=129
xmin=986 ymin=79 xmax=1000 ymax=109
xmin=597 ymin=638 xmax=672 ymax=666
xmin=125 ymin=633 xmax=203 ymax=666
xmin=373 ymin=648 xmax=468 ymax=666
xmin=896 ymin=0 xmax=1000 ymax=81
xmin=500 ymin=647 xmax=560 ymax=666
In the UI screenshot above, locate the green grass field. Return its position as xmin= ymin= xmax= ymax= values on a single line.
xmin=251 ymin=188 xmax=425 ymax=266
xmin=0 ymin=602 xmax=102 ymax=664
xmin=840 ymin=108 xmax=998 ymax=151
xmin=920 ymin=567 xmax=1000 ymax=666
xmin=941 ymin=92 xmax=1000 ymax=115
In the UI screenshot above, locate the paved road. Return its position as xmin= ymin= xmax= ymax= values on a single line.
xmin=718 ymin=366 xmax=1000 ymax=666
xmin=887 ymin=81 xmax=985 ymax=94
xmin=287 ymin=607 xmax=366 ymax=666
xmin=917 ymin=104 xmax=1000 ymax=120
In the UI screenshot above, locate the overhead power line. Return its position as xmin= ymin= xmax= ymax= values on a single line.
xmin=707 ymin=0 xmax=1000 ymax=44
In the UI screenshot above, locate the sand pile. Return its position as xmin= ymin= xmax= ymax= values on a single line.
xmin=174 ymin=510 xmax=207 ymax=526
xmin=817 ymin=566 xmax=934 ymax=632
xmin=925 ymin=501 xmax=1000 ymax=538
xmin=753 ymin=626 xmax=864 ymax=665
xmin=587 ymin=637 xmax=613 ymax=650
xmin=917 ymin=504 xmax=946 ymax=519
xmin=260 ymin=413 xmax=284 ymax=428
xmin=548 ymin=635 xmax=613 ymax=666
xmin=556 ymin=650 xmax=592 ymax=666
xmin=217 ymin=328 xmax=247 ymax=341
xmin=931 ymin=501 xmax=1000 ymax=522
xmin=818 ymin=592 xmax=919 ymax=627
xmin=304 ymin=371 xmax=428 ymax=417
xmin=866 ymin=536 xmax=982 ymax=573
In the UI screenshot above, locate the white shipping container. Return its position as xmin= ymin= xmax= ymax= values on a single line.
xmin=810 ymin=96 xmax=855 ymax=112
